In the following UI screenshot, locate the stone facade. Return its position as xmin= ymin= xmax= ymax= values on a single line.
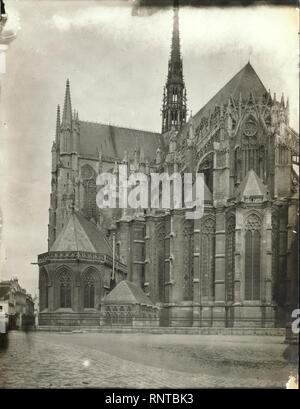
xmin=38 ymin=5 xmax=299 ymax=328
xmin=38 ymin=212 xmax=127 ymax=326
xmin=0 ymin=279 xmax=35 ymax=329
xmin=100 ymin=280 xmax=159 ymax=327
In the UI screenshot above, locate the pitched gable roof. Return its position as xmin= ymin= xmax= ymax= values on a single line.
xmin=195 ymin=62 xmax=267 ymax=121
xmin=104 ymin=280 xmax=153 ymax=305
xmin=78 ymin=121 xmax=163 ymax=160
xmin=235 ymin=169 xmax=268 ymax=200
xmin=50 ymin=211 xmax=112 ymax=254
xmin=179 ymin=62 xmax=268 ymax=140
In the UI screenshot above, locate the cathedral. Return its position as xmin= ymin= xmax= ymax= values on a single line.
xmin=38 ymin=4 xmax=299 ymax=328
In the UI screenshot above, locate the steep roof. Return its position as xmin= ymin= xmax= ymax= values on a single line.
xmin=196 ymin=62 xmax=267 ymax=120
xmin=79 ymin=121 xmax=163 ymax=160
xmin=235 ymin=169 xmax=268 ymax=200
xmin=179 ymin=62 xmax=268 ymax=139
xmin=104 ymin=280 xmax=153 ymax=305
xmin=50 ymin=211 xmax=112 ymax=254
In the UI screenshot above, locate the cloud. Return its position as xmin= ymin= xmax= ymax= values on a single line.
xmin=50 ymin=6 xmax=135 ymax=32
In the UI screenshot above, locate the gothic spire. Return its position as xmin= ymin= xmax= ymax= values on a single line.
xmin=169 ymin=0 xmax=181 ymax=77
xmin=62 ymin=79 xmax=72 ymax=128
xmin=161 ymin=0 xmax=187 ymax=134
xmin=55 ymin=104 xmax=60 ymax=147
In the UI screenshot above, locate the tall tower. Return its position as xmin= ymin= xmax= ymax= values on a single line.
xmin=161 ymin=0 xmax=187 ymax=134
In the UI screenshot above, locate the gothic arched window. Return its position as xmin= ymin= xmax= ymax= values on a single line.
xmin=39 ymin=268 xmax=48 ymax=311
xmin=83 ymin=270 xmax=96 ymax=308
xmin=183 ymin=221 xmax=194 ymax=301
xmin=271 ymin=214 xmax=279 ymax=304
xmin=201 ymin=218 xmax=215 ymax=299
xmin=245 ymin=214 xmax=261 ymax=301
xmin=225 ymin=216 xmax=235 ymax=302
xmin=81 ymin=165 xmax=97 ymax=221
xmin=59 ymin=269 xmax=72 ymax=308
xmin=155 ymin=224 xmax=166 ymax=303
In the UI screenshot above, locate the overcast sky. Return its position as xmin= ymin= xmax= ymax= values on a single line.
xmin=0 ymin=0 xmax=298 ymax=296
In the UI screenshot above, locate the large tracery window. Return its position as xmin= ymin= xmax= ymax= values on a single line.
xmin=183 ymin=222 xmax=194 ymax=301
xmin=83 ymin=269 xmax=96 ymax=308
xmin=271 ymin=214 xmax=279 ymax=304
xmin=245 ymin=214 xmax=261 ymax=301
xmin=81 ymin=165 xmax=98 ymax=221
xmin=39 ymin=268 xmax=48 ymax=311
xmin=225 ymin=216 xmax=235 ymax=302
xmin=59 ymin=269 xmax=72 ymax=308
xmin=201 ymin=218 xmax=215 ymax=299
xmin=156 ymin=224 xmax=166 ymax=303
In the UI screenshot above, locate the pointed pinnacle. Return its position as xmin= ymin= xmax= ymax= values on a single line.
xmin=280 ymin=93 xmax=285 ymax=107
xmin=123 ymin=150 xmax=128 ymax=163
xmin=140 ymin=146 xmax=145 ymax=164
xmin=113 ymin=161 xmax=118 ymax=174
xmin=55 ymin=105 xmax=61 ymax=142
xmin=62 ymin=79 xmax=72 ymax=127
xmin=286 ymin=96 xmax=289 ymax=109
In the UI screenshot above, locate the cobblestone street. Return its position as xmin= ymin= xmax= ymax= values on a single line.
xmin=0 ymin=331 xmax=297 ymax=388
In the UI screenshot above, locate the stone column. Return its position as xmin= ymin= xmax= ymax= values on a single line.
xmin=192 ymin=218 xmax=201 ymax=326
xmin=285 ymin=194 xmax=299 ymax=344
xmin=117 ymin=219 xmax=131 ymax=278
xmin=233 ymin=209 xmax=243 ymax=326
xmin=213 ymin=207 xmax=226 ymax=326
xmin=264 ymin=207 xmax=275 ymax=327
xmin=131 ymin=218 xmax=145 ymax=288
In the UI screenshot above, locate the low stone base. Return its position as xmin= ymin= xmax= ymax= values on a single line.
xmin=37 ymin=325 xmax=286 ymax=336
xmin=231 ymin=304 xmax=276 ymax=328
xmin=40 ymin=303 xmax=279 ymax=328
xmin=39 ymin=312 xmax=101 ymax=327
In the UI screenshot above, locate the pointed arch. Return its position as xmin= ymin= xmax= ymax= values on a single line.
xmin=225 ymin=215 xmax=236 ymax=302
xmin=197 ymin=152 xmax=214 ymax=193
xmin=81 ymin=164 xmax=98 ymax=221
xmin=155 ymin=222 xmax=166 ymax=303
xmin=56 ymin=266 xmax=73 ymax=308
xmin=83 ymin=271 xmax=96 ymax=308
xmin=81 ymin=267 xmax=100 ymax=309
xmin=244 ymin=213 xmax=262 ymax=301
xmin=271 ymin=211 xmax=279 ymax=304
xmin=183 ymin=220 xmax=194 ymax=301
xmin=200 ymin=216 xmax=215 ymax=300
xmin=39 ymin=267 xmax=49 ymax=311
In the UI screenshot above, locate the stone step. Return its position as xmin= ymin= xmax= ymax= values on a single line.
xmin=37 ymin=326 xmax=286 ymax=336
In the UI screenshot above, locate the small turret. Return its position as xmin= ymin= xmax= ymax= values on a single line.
xmin=169 ymin=131 xmax=177 ymax=153
xmin=113 ymin=161 xmax=118 ymax=175
xmin=156 ymin=147 xmax=162 ymax=165
xmin=98 ymin=150 xmax=103 ymax=174
xmin=122 ymin=150 xmax=128 ymax=164
xmin=285 ymin=96 xmax=290 ymax=125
